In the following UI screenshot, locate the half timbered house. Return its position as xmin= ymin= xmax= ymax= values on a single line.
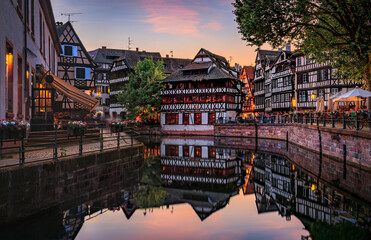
xmin=89 ymin=47 xmax=127 ymax=119
xmin=160 ymin=48 xmax=244 ymax=134
xmin=252 ymin=50 xmax=280 ymax=112
xmin=271 ymin=50 xmax=295 ymax=113
xmin=240 ymin=66 xmax=255 ymax=116
xmin=56 ymin=21 xmax=98 ymax=114
xmin=294 ymin=53 xmax=362 ymax=110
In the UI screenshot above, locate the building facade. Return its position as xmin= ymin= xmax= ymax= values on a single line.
xmin=295 ymin=52 xmax=362 ymax=111
xmin=160 ymin=48 xmax=244 ymax=134
xmin=56 ymin=21 xmax=97 ymax=115
xmin=240 ymin=66 xmax=255 ymax=116
xmin=89 ymin=47 xmax=127 ymax=119
xmin=0 ymin=0 xmax=61 ymax=121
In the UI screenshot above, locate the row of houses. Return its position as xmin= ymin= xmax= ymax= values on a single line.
xmin=252 ymin=46 xmax=361 ymax=114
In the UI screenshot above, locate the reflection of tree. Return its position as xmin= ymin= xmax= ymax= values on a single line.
xmin=141 ymin=154 xmax=163 ymax=186
xmin=133 ymin=185 xmax=167 ymax=210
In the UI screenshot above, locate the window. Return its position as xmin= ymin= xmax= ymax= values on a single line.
xmin=194 ymin=146 xmax=202 ymax=158
xmin=302 ymin=73 xmax=308 ymax=83
xmin=6 ymin=42 xmax=14 ymax=113
xmin=324 ymin=69 xmax=329 ymax=80
xmin=62 ymin=45 xmax=77 ymax=57
xmin=75 ymin=68 xmax=86 ymax=79
xmin=64 ymin=46 xmax=73 ymax=56
xmin=208 ymin=147 xmax=216 ymax=158
xmin=166 ymin=113 xmax=178 ymax=125
xmin=195 ymin=113 xmax=201 ymax=125
xmin=39 ymin=12 xmax=42 ymax=53
xmin=331 ymin=88 xmax=339 ymax=96
xmin=183 ymin=113 xmax=189 ymax=125
xmin=166 ymin=145 xmax=178 ymax=157
xmin=31 ymin=0 xmax=34 ymax=35
xmin=299 ymin=91 xmax=307 ymax=102
xmin=208 ymin=112 xmax=216 ymax=125
xmin=297 ymin=58 xmax=301 ymax=66
xmin=317 ymin=70 xmax=322 ymax=82
xmin=183 ymin=145 xmax=189 ymax=157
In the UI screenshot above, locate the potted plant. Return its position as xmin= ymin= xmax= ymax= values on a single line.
xmin=0 ymin=118 xmax=30 ymax=139
xmin=356 ymin=109 xmax=368 ymax=119
xmin=67 ymin=121 xmax=87 ymax=136
xmin=109 ymin=120 xmax=125 ymax=133
xmin=329 ymin=110 xmax=340 ymax=119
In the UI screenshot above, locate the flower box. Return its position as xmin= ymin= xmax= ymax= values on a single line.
xmin=0 ymin=118 xmax=29 ymax=139
xmin=67 ymin=121 xmax=87 ymax=136
xmin=109 ymin=121 xmax=126 ymax=133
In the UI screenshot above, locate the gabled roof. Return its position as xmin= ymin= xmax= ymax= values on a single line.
xmin=57 ymin=21 xmax=97 ymax=68
xmin=117 ymin=50 xmax=162 ymax=69
xmin=162 ymin=57 xmax=192 ymax=74
xmin=89 ymin=48 xmax=127 ymax=64
xmin=163 ymin=48 xmax=238 ymax=83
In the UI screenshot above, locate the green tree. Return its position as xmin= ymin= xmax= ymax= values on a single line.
xmin=117 ymin=58 xmax=165 ymax=120
xmin=233 ymin=0 xmax=371 ymax=107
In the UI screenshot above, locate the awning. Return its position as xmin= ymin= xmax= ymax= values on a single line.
xmin=38 ymin=67 xmax=98 ymax=112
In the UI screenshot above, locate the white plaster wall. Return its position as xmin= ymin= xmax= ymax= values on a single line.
xmin=178 ymin=113 xmax=183 ymax=124
xmin=201 ymin=112 xmax=208 ymax=124
xmin=162 ymin=124 xmax=214 ymax=132
xmin=0 ymin=0 xmax=59 ymax=119
xmin=160 ymin=113 xmax=166 ymax=126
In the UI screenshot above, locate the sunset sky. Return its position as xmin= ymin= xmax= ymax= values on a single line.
xmin=51 ymin=0 xmax=272 ymax=66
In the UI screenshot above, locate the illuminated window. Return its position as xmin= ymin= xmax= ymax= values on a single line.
xmin=183 ymin=113 xmax=189 ymax=125
xmin=183 ymin=145 xmax=189 ymax=157
xmin=195 ymin=113 xmax=201 ymax=125
xmin=166 ymin=113 xmax=178 ymax=125
xmin=166 ymin=145 xmax=178 ymax=157
xmin=208 ymin=112 xmax=216 ymax=125
xmin=194 ymin=146 xmax=202 ymax=158
xmin=208 ymin=147 xmax=216 ymax=158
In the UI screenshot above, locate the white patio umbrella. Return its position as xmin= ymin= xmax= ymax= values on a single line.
xmin=333 ymin=87 xmax=371 ymax=102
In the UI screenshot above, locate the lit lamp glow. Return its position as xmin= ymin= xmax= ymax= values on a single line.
xmin=292 ymin=98 xmax=296 ymax=107
xmin=311 ymin=93 xmax=316 ymax=100
xmin=311 ymin=184 xmax=316 ymax=191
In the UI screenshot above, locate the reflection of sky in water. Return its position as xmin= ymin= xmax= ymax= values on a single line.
xmin=76 ymin=191 xmax=308 ymax=240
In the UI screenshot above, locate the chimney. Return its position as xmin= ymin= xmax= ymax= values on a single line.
xmin=102 ymin=46 xmax=106 ymax=49
xmin=286 ymin=45 xmax=291 ymax=51
xmin=166 ymin=54 xmax=169 ymax=58
xmin=136 ymin=48 xmax=139 ymax=52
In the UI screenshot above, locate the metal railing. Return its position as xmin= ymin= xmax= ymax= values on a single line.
xmin=216 ymin=113 xmax=371 ymax=131
xmin=0 ymin=123 xmax=139 ymax=168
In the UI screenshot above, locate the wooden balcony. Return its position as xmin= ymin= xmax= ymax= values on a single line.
xmin=161 ymin=87 xmax=238 ymax=96
xmin=272 ymin=86 xmax=292 ymax=93
xmin=272 ymin=102 xmax=290 ymax=109
xmin=271 ymin=69 xmax=292 ymax=79
xmin=160 ymin=102 xmax=239 ymax=112
xmin=110 ymin=77 xmax=129 ymax=84
xmin=111 ymin=65 xmax=128 ymax=72
xmin=296 ymin=62 xmax=329 ymax=72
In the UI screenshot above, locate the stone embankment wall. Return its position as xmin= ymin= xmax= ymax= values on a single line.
xmin=215 ymin=137 xmax=371 ymax=202
xmin=215 ymin=123 xmax=371 ymax=169
xmin=0 ymin=145 xmax=144 ymax=225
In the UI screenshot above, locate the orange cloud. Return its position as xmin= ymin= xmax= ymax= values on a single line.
xmin=141 ymin=0 xmax=200 ymax=36
xmin=202 ymin=21 xmax=223 ymax=31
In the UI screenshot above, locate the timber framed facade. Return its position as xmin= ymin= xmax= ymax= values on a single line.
xmin=56 ymin=21 xmax=97 ymax=112
xmin=160 ymin=48 xmax=244 ymax=134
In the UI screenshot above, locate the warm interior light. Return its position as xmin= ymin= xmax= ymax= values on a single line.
xmin=311 ymin=93 xmax=315 ymax=100
xmin=26 ymin=70 xmax=29 ymax=79
xmin=292 ymin=165 xmax=295 ymax=170
xmin=311 ymin=184 xmax=316 ymax=191
xmin=6 ymin=52 xmax=13 ymax=65
xmin=292 ymin=98 xmax=296 ymax=107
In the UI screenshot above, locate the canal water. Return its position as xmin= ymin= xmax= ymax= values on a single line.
xmin=1 ymin=136 xmax=370 ymax=240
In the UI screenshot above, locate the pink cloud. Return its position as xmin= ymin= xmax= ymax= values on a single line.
xmin=202 ymin=21 xmax=223 ymax=31
xmin=141 ymin=0 xmax=200 ymax=36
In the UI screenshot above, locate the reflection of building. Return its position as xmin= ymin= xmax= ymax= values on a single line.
xmin=160 ymin=48 xmax=244 ymax=134
xmin=252 ymin=153 xmax=371 ymax=227
xmin=160 ymin=137 xmax=243 ymax=220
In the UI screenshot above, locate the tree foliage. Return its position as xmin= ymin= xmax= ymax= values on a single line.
xmin=117 ymin=58 xmax=165 ymax=120
xmin=310 ymin=220 xmax=370 ymax=240
xmin=233 ymin=0 xmax=371 ymax=88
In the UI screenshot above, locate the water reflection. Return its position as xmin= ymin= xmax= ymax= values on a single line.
xmin=1 ymin=136 xmax=370 ymax=240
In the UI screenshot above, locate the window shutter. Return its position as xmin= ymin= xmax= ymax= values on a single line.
xmin=73 ymin=46 xmax=78 ymax=57
xmin=85 ymin=68 xmax=91 ymax=79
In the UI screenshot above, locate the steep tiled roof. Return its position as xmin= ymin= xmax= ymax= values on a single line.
xmin=88 ymin=48 xmax=127 ymax=64
xmin=117 ymin=50 xmax=161 ymax=69
xmin=162 ymin=57 xmax=192 ymax=74
xmin=181 ymin=62 xmax=212 ymax=71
